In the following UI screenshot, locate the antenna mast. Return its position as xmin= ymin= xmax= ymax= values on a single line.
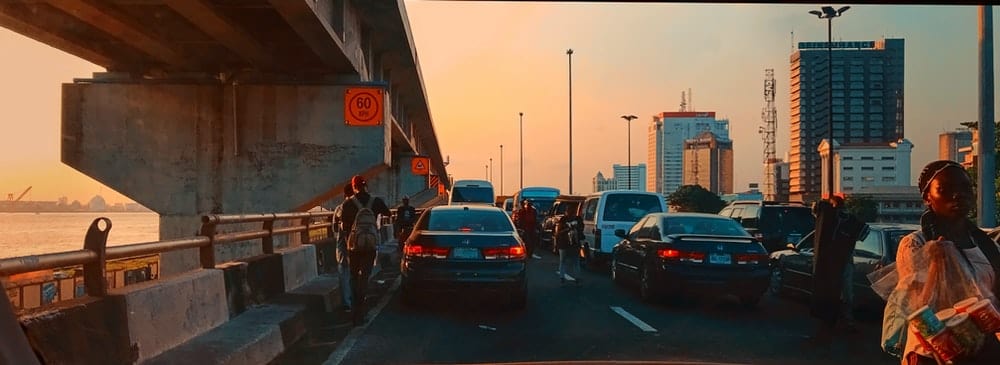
xmin=761 ymin=69 xmax=778 ymax=201
xmin=689 ymin=88 xmax=693 ymax=112
xmin=679 ymin=91 xmax=687 ymax=112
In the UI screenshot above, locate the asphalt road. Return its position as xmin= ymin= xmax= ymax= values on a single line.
xmin=318 ymin=250 xmax=898 ymax=365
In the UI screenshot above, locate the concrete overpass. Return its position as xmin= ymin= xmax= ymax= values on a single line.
xmin=0 ymin=0 xmax=449 ymax=274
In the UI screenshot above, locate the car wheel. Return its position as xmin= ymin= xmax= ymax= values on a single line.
xmin=509 ymin=285 xmax=527 ymax=310
xmin=740 ymin=294 xmax=762 ymax=309
xmin=639 ymin=266 xmax=660 ymax=303
xmin=769 ymin=264 xmax=786 ymax=296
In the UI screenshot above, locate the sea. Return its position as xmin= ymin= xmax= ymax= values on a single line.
xmin=0 ymin=212 xmax=159 ymax=259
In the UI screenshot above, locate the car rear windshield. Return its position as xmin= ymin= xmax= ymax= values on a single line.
xmin=421 ymin=210 xmax=514 ymax=232
xmin=758 ymin=206 xmax=814 ymax=234
xmin=662 ymin=217 xmax=749 ymax=237
xmin=452 ymin=187 xmax=493 ymax=203
xmin=602 ymin=194 xmax=663 ymax=222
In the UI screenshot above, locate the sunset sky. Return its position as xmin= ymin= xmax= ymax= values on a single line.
xmin=0 ymin=2 xmax=995 ymax=204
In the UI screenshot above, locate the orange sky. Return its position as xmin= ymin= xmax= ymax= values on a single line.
xmin=0 ymin=3 xmax=996 ymax=204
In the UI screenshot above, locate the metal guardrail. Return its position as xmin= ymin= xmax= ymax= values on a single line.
xmin=0 ymin=212 xmax=337 ymax=311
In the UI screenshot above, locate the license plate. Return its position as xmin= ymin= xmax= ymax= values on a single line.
xmin=451 ymin=247 xmax=479 ymax=259
xmin=709 ymin=253 xmax=731 ymax=265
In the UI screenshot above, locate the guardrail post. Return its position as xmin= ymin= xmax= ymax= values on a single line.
xmin=299 ymin=218 xmax=310 ymax=245
xmin=82 ymin=218 xmax=111 ymax=297
xmin=262 ymin=216 xmax=275 ymax=254
xmin=199 ymin=220 xmax=217 ymax=269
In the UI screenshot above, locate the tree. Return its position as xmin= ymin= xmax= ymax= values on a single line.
xmin=844 ymin=195 xmax=878 ymax=223
xmin=667 ymin=185 xmax=726 ymax=213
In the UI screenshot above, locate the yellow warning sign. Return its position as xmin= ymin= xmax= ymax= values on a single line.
xmin=345 ymin=87 xmax=384 ymax=126
xmin=411 ymin=157 xmax=430 ymax=175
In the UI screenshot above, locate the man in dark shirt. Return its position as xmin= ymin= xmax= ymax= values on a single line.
xmin=394 ymin=195 xmax=418 ymax=249
xmin=340 ymin=175 xmax=391 ymax=324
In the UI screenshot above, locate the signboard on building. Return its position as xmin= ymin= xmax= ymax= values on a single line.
xmin=798 ymin=41 xmax=876 ymax=50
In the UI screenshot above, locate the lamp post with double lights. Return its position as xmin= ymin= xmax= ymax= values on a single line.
xmin=808 ymin=5 xmax=850 ymax=200
xmin=567 ymin=48 xmax=574 ymax=195
xmin=499 ymin=144 xmax=504 ymax=196
xmin=620 ymin=114 xmax=638 ymax=190
xmin=519 ymin=112 xmax=524 ymax=191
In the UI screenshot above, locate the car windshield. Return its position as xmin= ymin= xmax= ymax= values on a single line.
xmin=451 ymin=187 xmax=493 ymax=203
xmin=758 ymin=206 xmax=815 ymax=234
xmin=662 ymin=216 xmax=750 ymax=237
xmin=422 ymin=209 xmax=514 ymax=232
xmin=603 ymin=194 xmax=663 ymax=222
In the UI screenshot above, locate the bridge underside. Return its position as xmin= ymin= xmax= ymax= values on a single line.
xmin=0 ymin=0 xmax=448 ymax=274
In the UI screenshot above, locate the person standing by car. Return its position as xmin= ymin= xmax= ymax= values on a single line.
xmin=519 ymin=200 xmax=539 ymax=258
xmin=830 ymin=194 xmax=863 ymax=333
xmin=890 ymin=160 xmax=1000 ymax=364
xmin=394 ymin=195 xmax=417 ymax=251
xmin=340 ymin=175 xmax=392 ymax=324
xmin=333 ymin=183 xmax=355 ymax=312
xmin=555 ymin=209 xmax=581 ymax=284
xmin=809 ymin=194 xmax=867 ymax=345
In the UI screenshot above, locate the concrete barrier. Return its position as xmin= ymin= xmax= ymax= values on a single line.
xmin=279 ymin=245 xmax=317 ymax=292
xmin=111 ymin=269 xmax=228 ymax=362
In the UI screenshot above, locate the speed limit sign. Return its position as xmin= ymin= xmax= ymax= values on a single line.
xmin=344 ymin=87 xmax=384 ymax=126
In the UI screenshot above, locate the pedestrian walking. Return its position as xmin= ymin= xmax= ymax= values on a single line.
xmin=334 ymin=183 xmax=355 ymax=312
xmin=887 ymin=160 xmax=1000 ymax=364
xmin=394 ymin=195 xmax=417 ymax=252
xmin=341 ymin=175 xmax=391 ymax=325
xmin=808 ymin=194 xmax=867 ymax=345
xmin=555 ymin=209 xmax=581 ymax=284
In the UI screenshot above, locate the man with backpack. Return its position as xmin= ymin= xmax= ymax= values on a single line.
xmin=333 ymin=184 xmax=356 ymax=312
xmin=340 ymin=175 xmax=391 ymax=324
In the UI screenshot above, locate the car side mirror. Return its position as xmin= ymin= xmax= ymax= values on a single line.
xmin=614 ymin=229 xmax=627 ymax=238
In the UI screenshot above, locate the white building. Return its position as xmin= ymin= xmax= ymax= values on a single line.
xmin=612 ymin=164 xmax=646 ymax=191
xmin=647 ymin=111 xmax=730 ymax=195
xmin=593 ymin=172 xmax=617 ymax=192
xmin=818 ymin=138 xmax=913 ymax=195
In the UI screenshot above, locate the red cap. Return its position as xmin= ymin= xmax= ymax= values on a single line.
xmin=351 ymin=175 xmax=367 ymax=190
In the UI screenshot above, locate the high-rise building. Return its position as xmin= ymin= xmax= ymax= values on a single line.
xmin=593 ymin=172 xmax=616 ymax=192
xmin=789 ymin=38 xmax=904 ymax=202
xmin=681 ymin=132 xmax=733 ymax=195
xmin=818 ymin=138 xmax=913 ymax=194
xmin=647 ymin=111 xmax=730 ymax=195
xmin=612 ymin=164 xmax=646 ymax=191
xmin=765 ymin=158 xmax=791 ymax=202
xmin=939 ymin=129 xmax=974 ymax=163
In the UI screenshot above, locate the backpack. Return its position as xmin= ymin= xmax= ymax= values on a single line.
xmin=348 ymin=197 xmax=380 ymax=252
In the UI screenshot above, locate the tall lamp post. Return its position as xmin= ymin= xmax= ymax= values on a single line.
xmin=621 ymin=114 xmax=638 ymax=190
xmin=499 ymin=144 xmax=504 ymax=196
xmin=489 ymin=158 xmax=493 ymax=184
xmin=485 ymin=164 xmax=489 ymax=181
xmin=519 ymin=112 xmax=524 ymax=192
xmin=809 ymin=5 xmax=849 ymax=200
xmin=567 ymin=48 xmax=574 ymax=195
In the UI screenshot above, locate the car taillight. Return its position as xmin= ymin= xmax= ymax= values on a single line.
xmin=657 ymin=249 xmax=705 ymax=263
xmin=404 ymin=244 xmax=449 ymax=259
xmin=482 ymin=245 xmax=526 ymax=260
xmin=735 ymin=253 xmax=768 ymax=265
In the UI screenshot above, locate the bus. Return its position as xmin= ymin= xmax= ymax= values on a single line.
xmin=513 ymin=186 xmax=560 ymax=221
xmin=449 ymin=179 xmax=495 ymax=206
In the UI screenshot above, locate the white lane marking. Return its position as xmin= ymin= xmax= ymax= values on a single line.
xmin=610 ymin=306 xmax=658 ymax=333
xmin=532 ymin=254 xmax=542 ymax=259
xmin=323 ymin=276 xmax=400 ymax=365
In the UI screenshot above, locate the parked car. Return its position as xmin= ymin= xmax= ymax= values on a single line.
xmin=769 ymin=223 xmax=919 ymax=310
xmin=540 ymin=195 xmax=586 ymax=251
xmin=400 ymin=205 xmax=527 ymax=310
xmin=718 ymin=201 xmax=815 ymax=253
xmin=611 ymin=213 xmax=770 ymax=307
xmin=580 ymin=190 xmax=668 ymax=266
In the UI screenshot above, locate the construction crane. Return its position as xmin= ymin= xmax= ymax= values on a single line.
xmin=760 ymin=69 xmax=777 ymax=201
xmin=9 ymin=186 xmax=32 ymax=201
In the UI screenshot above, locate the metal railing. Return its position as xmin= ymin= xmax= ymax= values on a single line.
xmin=0 ymin=212 xmax=336 ymax=311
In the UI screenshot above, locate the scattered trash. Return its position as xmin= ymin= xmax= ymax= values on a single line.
xmin=478 ymin=325 xmax=497 ymax=331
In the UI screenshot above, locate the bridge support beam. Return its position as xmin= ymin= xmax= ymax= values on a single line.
xmin=62 ymin=79 xmax=405 ymax=275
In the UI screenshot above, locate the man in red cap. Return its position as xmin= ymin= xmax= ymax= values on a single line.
xmin=340 ymin=175 xmax=391 ymax=324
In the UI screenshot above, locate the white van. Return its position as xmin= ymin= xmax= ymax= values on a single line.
xmin=580 ymin=190 xmax=667 ymax=264
xmin=449 ymin=179 xmax=495 ymax=206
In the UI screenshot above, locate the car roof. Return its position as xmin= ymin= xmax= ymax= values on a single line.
xmin=728 ymin=200 xmax=808 ymax=207
xmin=649 ymin=212 xmax=735 ymax=220
xmin=585 ymin=190 xmax=663 ymax=198
xmin=429 ymin=205 xmax=503 ymax=213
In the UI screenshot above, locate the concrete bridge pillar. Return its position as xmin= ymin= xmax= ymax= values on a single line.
xmin=62 ymin=78 xmax=410 ymax=275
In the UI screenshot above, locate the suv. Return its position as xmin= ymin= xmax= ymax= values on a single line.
xmin=718 ymin=201 xmax=815 ymax=253
xmin=540 ymin=195 xmax=586 ymax=251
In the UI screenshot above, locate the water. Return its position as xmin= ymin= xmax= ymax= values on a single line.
xmin=0 ymin=212 xmax=159 ymax=259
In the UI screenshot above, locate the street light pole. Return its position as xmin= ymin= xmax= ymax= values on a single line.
xmin=519 ymin=112 xmax=524 ymax=192
xmin=489 ymin=158 xmax=493 ymax=184
xmin=499 ymin=144 xmax=504 ymax=196
xmin=978 ymin=5 xmax=996 ymax=227
xmin=567 ymin=48 xmax=574 ymax=195
xmin=485 ymin=164 xmax=489 ymax=181
xmin=809 ymin=5 xmax=850 ymax=200
xmin=621 ymin=115 xmax=638 ymax=190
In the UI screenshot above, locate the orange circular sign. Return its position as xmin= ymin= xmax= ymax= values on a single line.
xmin=345 ymin=87 xmax=384 ymax=126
